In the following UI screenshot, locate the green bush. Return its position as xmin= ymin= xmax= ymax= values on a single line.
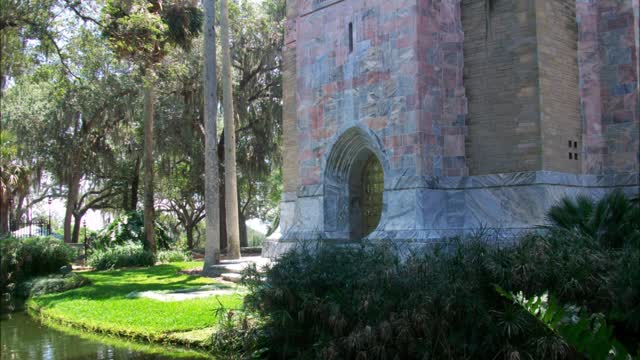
xmin=1 ymin=236 xmax=76 ymax=288
xmin=87 ymin=242 xmax=155 ymax=270
xmin=225 ymin=224 xmax=640 ymax=358
xmin=1 ymin=236 xmax=76 ymax=309
xmin=547 ymin=190 xmax=640 ymax=248
xmin=156 ymin=249 xmax=192 ymax=263
xmin=93 ymin=211 xmax=172 ymax=250
xmin=17 ymin=273 xmax=90 ymax=298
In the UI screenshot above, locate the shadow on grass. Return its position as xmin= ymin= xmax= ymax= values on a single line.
xmin=32 ymin=264 xmax=235 ymax=307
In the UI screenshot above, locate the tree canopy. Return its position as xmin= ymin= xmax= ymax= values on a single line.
xmin=1 ymin=0 xmax=285 ymax=253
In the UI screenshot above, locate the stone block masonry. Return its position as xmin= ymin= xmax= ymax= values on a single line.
xmin=265 ymin=0 xmax=640 ymax=258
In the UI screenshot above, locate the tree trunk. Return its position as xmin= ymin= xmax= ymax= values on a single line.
xmin=71 ymin=213 xmax=82 ymax=244
xmin=15 ymin=194 xmax=25 ymax=224
xmin=239 ymin=209 xmax=248 ymax=248
xmin=217 ymin=136 xmax=228 ymax=251
xmin=122 ymin=181 xmax=130 ymax=211
xmin=203 ymin=0 xmax=221 ymax=272
xmin=219 ymin=170 xmax=228 ymax=251
xmin=220 ymin=0 xmax=241 ymax=260
xmin=143 ymin=73 xmax=156 ymax=254
xmin=63 ymin=172 xmax=81 ymax=243
xmin=130 ymin=155 xmax=141 ymax=211
xmin=186 ymin=224 xmax=194 ymax=250
xmin=0 ymin=194 xmax=10 ymax=235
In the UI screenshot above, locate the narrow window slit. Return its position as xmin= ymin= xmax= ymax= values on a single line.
xmin=349 ymin=22 xmax=354 ymax=53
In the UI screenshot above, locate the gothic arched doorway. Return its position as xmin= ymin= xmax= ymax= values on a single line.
xmin=323 ymin=127 xmax=386 ymax=241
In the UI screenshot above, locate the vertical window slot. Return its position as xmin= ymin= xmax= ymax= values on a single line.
xmin=349 ymin=22 xmax=354 ymax=53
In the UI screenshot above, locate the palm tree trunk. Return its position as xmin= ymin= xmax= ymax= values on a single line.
xmin=239 ymin=209 xmax=248 ymax=248
xmin=217 ymin=133 xmax=228 ymax=251
xmin=0 ymin=193 xmax=10 ymax=235
xmin=130 ymin=155 xmax=141 ymax=211
xmin=203 ymin=0 xmax=221 ymax=271
xmin=143 ymin=72 xmax=156 ymax=254
xmin=219 ymin=169 xmax=228 ymax=251
xmin=220 ymin=0 xmax=241 ymax=260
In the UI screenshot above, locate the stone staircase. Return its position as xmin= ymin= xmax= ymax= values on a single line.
xmin=205 ymin=256 xmax=271 ymax=284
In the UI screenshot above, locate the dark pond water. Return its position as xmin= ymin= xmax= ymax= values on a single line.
xmin=1 ymin=312 xmax=209 ymax=360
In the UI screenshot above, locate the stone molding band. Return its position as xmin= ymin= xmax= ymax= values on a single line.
xmin=294 ymin=171 xmax=640 ymax=198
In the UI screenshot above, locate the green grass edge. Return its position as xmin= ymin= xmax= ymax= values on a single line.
xmin=26 ymin=299 xmax=216 ymax=356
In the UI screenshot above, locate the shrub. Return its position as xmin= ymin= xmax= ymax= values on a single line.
xmin=87 ymin=242 xmax=155 ymax=270
xmin=156 ymin=249 xmax=192 ymax=263
xmin=1 ymin=236 xmax=76 ymax=286
xmin=1 ymin=236 xmax=76 ymax=309
xmin=229 ymin=232 xmax=640 ymax=359
xmin=547 ymin=190 xmax=640 ymax=248
xmin=17 ymin=273 xmax=90 ymax=298
xmin=210 ymin=309 xmax=269 ymax=358
xmin=93 ymin=211 xmax=172 ymax=250
xmin=210 ymin=192 xmax=640 ymax=359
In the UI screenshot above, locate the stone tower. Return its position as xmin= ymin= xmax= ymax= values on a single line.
xmin=264 ymin=0 xmax=640 ymax=257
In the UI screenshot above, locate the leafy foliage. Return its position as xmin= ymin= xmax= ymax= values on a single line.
xmin=102 ymin=0 xmax=203 ymax=67
xmin=156 ymin=249 xmax=192 ymax=263
xmin=497 ymin=287 xmax=633 ymax=359
xmin=87 ymin=242 xmax=155 ymax=270
xmin=0 ymin=236 xmax=76 ymax=281
xmin=93 ymin=211 xmax=172 ymax=250
xmin=1 ymin=236 xmax=76 ymax=307
xmin=17 ymin=273 xmax=90 ymax=298
xmin=210 ymin=309 xmax=269 ymax=359
xmin=547 ymin=190 xmax=640 ymax=248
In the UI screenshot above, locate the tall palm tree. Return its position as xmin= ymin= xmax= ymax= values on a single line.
xmin=102 ymin=0 xmax=203 ymax=253
xmin=220 ymin=0 xmax=241 ymax=259
xmin=0 ymin=162 xmax=30 ymax=235
xmin=203 ymin=0 xmax=221 ymax=269
xmin=0 ymin=130 xmax=30 ymax=235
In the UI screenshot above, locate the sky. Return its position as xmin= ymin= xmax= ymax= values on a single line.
xmin=35 ymin=198 xmax=269 ymax=234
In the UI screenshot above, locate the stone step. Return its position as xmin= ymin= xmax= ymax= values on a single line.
xmin=221 ymin=273 xmax=243 ymax=283
xmin=205 ymin=256 xmax=272 ymax=276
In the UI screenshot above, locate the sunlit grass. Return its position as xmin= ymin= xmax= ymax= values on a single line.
xmin=40 ymin=316 xmax=211 ymax=359
xmin=28 ymin=262 xmax=243 ymax=339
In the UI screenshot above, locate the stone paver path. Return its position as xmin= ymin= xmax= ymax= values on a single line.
xmin=127 ymin=285 xmax=241 ymax=302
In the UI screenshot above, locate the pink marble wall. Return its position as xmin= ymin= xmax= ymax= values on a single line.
xmin=578 ymin=0 xmax=639 ymax=175
xmin=294 ymin=0 xmax=468 ymax=186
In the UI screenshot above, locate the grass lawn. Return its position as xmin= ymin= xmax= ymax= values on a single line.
xmin=27 ymin=262 xmax=243 ymax=344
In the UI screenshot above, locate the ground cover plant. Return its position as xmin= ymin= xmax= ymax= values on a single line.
xmin=28 ymin=262 xmax=244 ymax=342
xmin=157 ymin=249 xmax=193 ymax=263
xmin=214 ymin=192 xmax=640 ymax=359
xmin=87 ymin=241 xmax=156 ymax=270
xmin=17 ymin=273 xmax=90 ymax=298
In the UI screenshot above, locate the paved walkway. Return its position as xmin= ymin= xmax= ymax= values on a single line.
xmin=128 ymin=257 xmax=272 ymax=301
xmin=127 ymin=285 xmax=240 ymax=302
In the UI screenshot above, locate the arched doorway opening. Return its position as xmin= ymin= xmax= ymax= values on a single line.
xmin=323 ymin=127 xmax=385 ymax=241
xmin=348 ymin=152 xmax=384 ymax=238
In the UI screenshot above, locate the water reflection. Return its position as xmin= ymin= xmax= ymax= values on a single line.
xmin=1 ymin=312 xmax=209 ymax=360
